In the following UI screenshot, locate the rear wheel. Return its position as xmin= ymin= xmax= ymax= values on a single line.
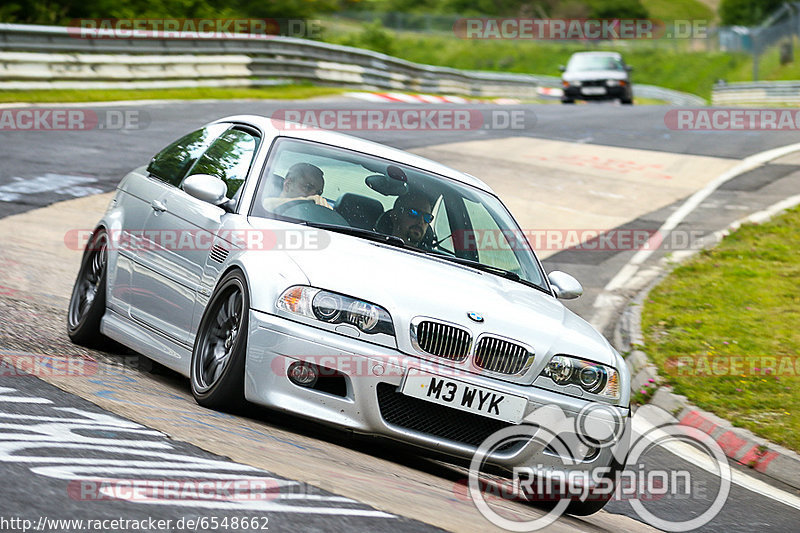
xmin=67 ymin=229 xmax=110 ymax=347
xmin=190 ymin=270 xmax=249 ymax=409
xmin=561 ymin=98 xmax=575 ymax=104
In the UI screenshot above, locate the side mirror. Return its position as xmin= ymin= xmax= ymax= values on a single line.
xmin=183 ymin=174 xmax=228 ymax=206
xmin=625 ymin=65 xmax=633 ymax=72
xmin=558 ymin=65 xmax=566 ymax=72
xmin=548 ymin=271 xmax=583 ymax=300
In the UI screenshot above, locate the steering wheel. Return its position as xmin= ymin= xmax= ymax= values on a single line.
xmin=272 ymin=198 xmax=315 ymax=215
xmin=272 ymin=198 xmax=350 ymax=226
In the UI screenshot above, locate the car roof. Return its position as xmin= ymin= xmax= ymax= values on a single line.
xmin=212 ymin=115 xmax=494 ymax=193
xmin=570 ymin=51 xmax=623 ymax=58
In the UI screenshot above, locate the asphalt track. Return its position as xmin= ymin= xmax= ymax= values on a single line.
xmin=2 ymin=98 xmax=800 ymax=532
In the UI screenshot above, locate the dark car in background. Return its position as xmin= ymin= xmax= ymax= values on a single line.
xmin=560 ymin=51 xmax=633 ymax=105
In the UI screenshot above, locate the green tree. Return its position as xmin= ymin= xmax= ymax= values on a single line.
xmin=341 ymin=19 xmax=395 ymax=54
xmin=585 ymin=0 xmax=648 ymax=19
xmin=0 ymin=0 xmax=342 ymax=24
xmin=719 ymin=0 xmax=785 ymax=26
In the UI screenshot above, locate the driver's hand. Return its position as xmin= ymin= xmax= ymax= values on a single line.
xmin=306 ymin=195 xmax=331 ymax=209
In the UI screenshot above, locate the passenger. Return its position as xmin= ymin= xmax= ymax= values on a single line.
xmin=263 ymin=162 xmax=330 ymax=210
xmin=389 ymin=192 xmax=434 ymax=246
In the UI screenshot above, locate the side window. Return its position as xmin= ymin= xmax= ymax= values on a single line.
xmin=188 ymin=128 xmax=260 ymax=199
xmin=147 ymin=124 xmax=229 ymax=186
xmin=464 ymin=199 xmax=522 ymax=273
xmin=432 ymin=196 xmax=455 ymax=254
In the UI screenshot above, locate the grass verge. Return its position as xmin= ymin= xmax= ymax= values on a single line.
xmin=642 ymin=205 xmax=800 ymax=451
xmin=0 ymin=85 xmax=346 ymax=104
xmin=324 ymin=20 xmax=800 ymax=101
xmin=388 ymin=36 xmax=748 ymax=101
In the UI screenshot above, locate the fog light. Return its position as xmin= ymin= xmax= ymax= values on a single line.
xmin=288 ymin=362 xmax=318 ymax=387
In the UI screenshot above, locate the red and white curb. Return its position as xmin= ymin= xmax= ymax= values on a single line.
xmin=646 ymin=387 xmax=800 ymax=487
xmin=344 ymin=92 xmax=520 ymax=105
xmin=616 ymin=185 xmax=800 ymax=490
xmin=537 ymin=87 xmax=564 ymax=98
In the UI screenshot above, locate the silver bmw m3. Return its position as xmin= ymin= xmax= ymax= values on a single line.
xmin=68 ymin=115 xmax=631 ymax=515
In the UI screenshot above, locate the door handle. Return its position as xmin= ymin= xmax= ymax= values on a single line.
xmin=151 ymin=200 xmax=167 ymax=212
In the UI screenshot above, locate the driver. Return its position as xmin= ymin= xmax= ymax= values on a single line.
xmin=389 ymin=192 xmax=434 ymax=246
xmin=263 ymin=162 xmax=331 ymax=211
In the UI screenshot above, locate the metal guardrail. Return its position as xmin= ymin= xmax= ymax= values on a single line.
xmin=0 ymin=22 xmax=705 ymax=105
xmin=712 ymin=81 xmax=800 ymax=105
xmin=532 ymin=75 xmax=707 ymax=106
xmin=635 ymin=84 xmax=706 ymax=106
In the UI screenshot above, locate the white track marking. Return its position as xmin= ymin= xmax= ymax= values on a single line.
xmin=0 ymin=386 xmax=52 ymax=403
xmin=0 ymin=386 xmax=396 ymax=519
xmin=634 ymin=413 xmax=800 ymax=511
xmin=0 ymin=174 xmax=101 ymax=202
xmin=591 ymin=142 xmax=800 ymax=328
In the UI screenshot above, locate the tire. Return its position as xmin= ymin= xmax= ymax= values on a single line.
xmin=564 ymin=457 xmax=624 ymax=516
xmin=621 ymin=98 xmax=633 ymax=105
xmin=67 ymin=229 xmax=110 ymax=347
xmin=190 ymin=270 xmax=249 ymax=409
xmin=561 ymin=98 xmax=575 ymax=104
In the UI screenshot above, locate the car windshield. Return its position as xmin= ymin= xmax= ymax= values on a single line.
xmin=567 ymin=55 xmax=624 ymax=72
xmin=250 ymin=137 xmax=547 ymax=290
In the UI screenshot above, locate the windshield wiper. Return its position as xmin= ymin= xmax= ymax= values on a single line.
xmin=432 ymin=254 xmax=550 ymax=294
xmin=435 ymin=254 xmax=519 ymax=280
xmin=304 ymin=222 xmax=407 ymax=248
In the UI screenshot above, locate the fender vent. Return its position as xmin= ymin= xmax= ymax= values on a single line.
xmin=209 ymin=244 xmax=229 ymax=264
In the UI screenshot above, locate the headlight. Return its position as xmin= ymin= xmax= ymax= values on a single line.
xmin=541 ymin=355 xmax=620 ymax=399
xmin=563 ymin=80 xmax=581 ymax=87
xmin=606 ymin=80 xmax=623 ymax=87
xmin=277 ymin=286 xmax=394 ymax=336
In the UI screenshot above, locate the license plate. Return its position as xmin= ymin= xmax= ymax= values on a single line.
xmin=581 ymin=87 xmax=607 ymax=95
xmin=401 ymin=370 xmax=527 ymax=423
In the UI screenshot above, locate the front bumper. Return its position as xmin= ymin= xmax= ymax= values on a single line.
xmin=563 ymin=85 xmax=630 ymax=100
xmin=245 ymin=309 xmax=629 ymax=475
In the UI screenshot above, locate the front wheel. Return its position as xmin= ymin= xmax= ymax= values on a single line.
xmin=190 ymin=270 xmax=249 ymax=409
xmin=564 ymin=457 xmax=624 ymax=515
xmin=67 ymin=229 xmax=110 ymax=347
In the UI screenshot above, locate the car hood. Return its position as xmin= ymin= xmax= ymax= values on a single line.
xmin=563 ymin=70 xmax=628 ymax=82
xmin=278 ymin=227 xmax=617 ymax=370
